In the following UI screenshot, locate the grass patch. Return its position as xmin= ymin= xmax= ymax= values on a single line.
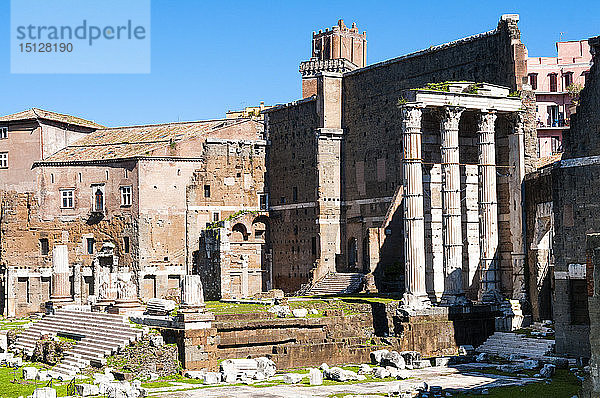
xmin=453 ymin=369 xmax=580 ymax=398
xmin=0 ymin=364 xmax=75 ymax=398
xmin=140 ymin=381 xmax=174 ymax=388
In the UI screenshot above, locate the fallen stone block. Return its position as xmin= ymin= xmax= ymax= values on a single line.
xmin=458 ymin=345 xmax=474 ymax=356
xmin=382 ymin=351 xmax=406 ymax=369
xmin=292 ymin=308 xmax=308 ymax=318
xmin=23 ymin=366 xmax=38 ymax=380
xmin=373 ymin=367 xmax=391 ymax=379
xmin=256 ymin=357 xmax=276 ymax=378
xmin=540 ymin=364 xmax=556 ymax=378
xmin=358 ymin=364 xmax=372 ymax=374
xmin=221 ymin=372 xmax=238 ymax=384
xmin=370 ymin=349 xmax=389 ymax=365
xmin=325 ymin=367 xmax=360 ymax=382
xmin=76 ymin=384 xmax=100 ymax=397
xmin=498 ymin=364 xmax=523 ymax=373
xmin=523 ymin=360 xmax=540 ymax=370
xmin=413 ymin=359 xmax=431 ymax=369
xmin=400 ymin=351 xmax=421 ymax=365
xmin=320 ymin=363 xmax=329 ymax=371
xmin=283 ymin=373 xmax=304 ymax=384
xmin=475 ymin=353 xmax=487 ymax=362
xmin=203 ymin=372 xmax=221 ymax=385
xmin=386 ymin=366 xmax=400 ymax=378
xmin=184 ymin=370 xmax=205 ymax=379
xmin=308 ymin=368 xmax=322 ymax=385
xmin=268 ymin=305 xmax=291 ymax=318
xmin=36 ymin=371 xmax=51 ymax=381
xmin=32 ymin=387 xmax=56 ymax=398
xmin=435 ymin=357 xmax=450 ymax=367
xmin=220 ymin=358 xmax=258 ymax=379
xmin=149 ymin=335 xmax=164 ymax=348
xmin=146 ymin=298 xmax=177 ymax=316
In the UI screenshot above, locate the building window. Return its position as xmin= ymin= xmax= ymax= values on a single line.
xmin=40 ymin=238 xmax=49 ymax=256
xmin=105 ymin=170 xmax=109 ymax=180
xmin=583 ymin=71 xmax=590 ymax=86
xmin=293 ymin=187 xmax=298 ymax=202
xmin=280 ymin=196 xmax=285 ymax=205
xmin=564 ymin=72 xmax=573 ymax=88
xmin=87 ymin=238 xmax=95 ymax=254
xmin=212 ymin=212 xmax=220 ymax=222
xmin=259 ymin=193 xmax=269 ymax=210
xmin=311 ymin=237 xmax=317 ymax=255
xmin=60 ymin=189 xmax=74 ymax=208
xmin=549 ymin=73 xmax=558 ymax=92
xmin=123 ymin=236 xmax=130 ymax=254
xmin=0 ymin=127 xmax=7 ymax=139
xmin=78 ymin=173 xmax=82 ymax=183
xmin=0 ymin=152 xmax=7 ymax=168
xmin=204 ymin=184 xmax=210 ymax=198
xmin=92 ymin=184 xmax=105 ymax=213
xmin=528 ymin=73 xmax=538 ymax=90
xmin=120 ymin=186 xmax=132 ymax=206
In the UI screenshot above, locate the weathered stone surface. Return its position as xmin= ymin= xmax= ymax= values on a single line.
xmin=370 ymin=349 xmax=389 ymax=365
xmin=400 ymin=351 xmax=421 ymax=365
xmin=373 ymin=367 xmax=390 ymax=379
xmin=283 ymin=373 xmax=303 ymax=384
xmin=382 ymin=351 xmax=406 ymax=369
xmin=203 ymin=372 xmax=221 ymax=385
xmin=23 ymin=366 xmax=38 ymax=380
xmin=358 ymin=364 xmax=372 ymax=374
xmin=32 ymin=387 xmax=56 ymax=398
xmin=540 ymin=363 xmax=556 ymax=378
xmin=256 ymin=357 xmax=276 ymax=378
xmin=268 ymin=305 xmax=291 ymax=318
xmin=523 ymin=360 xmax=539 ymax=370
xmin=149 ymin=335 xmax=164 ymax=348
xmin=76 ymin=384 xmax=100 ymax=397
xmin=292 ymin=308 xmax=308 ymax=318
xmin=308 ymin=368 xmax=323 ymax=385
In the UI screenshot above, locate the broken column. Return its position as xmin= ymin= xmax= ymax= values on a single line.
xmin=176 ymin=275 xmax=215 ymax=329
xmin=477 ymin=110 xmax=501 ymax=302
xmin=50 ymin=245 xmax=71 ymax=303
xmin=400 ymin=105 xmax=429 ymax=308
xmin=440 ymin=106 xmax=467 ymax=305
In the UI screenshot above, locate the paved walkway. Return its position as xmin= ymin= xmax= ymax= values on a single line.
xmin=150 ymin=366 xmax=540 ymax=398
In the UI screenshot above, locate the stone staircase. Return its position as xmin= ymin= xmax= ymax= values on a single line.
xmin=476 ymin=332 xmax=555 ymax=361
xmin=305 ymin=273 xmax=364 ymax=295
xmin=12 ymin=309 xmax=144 ymax=378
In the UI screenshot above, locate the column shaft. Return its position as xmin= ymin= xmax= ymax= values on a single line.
xmin=401 ymin=106 xmax=428 ymax=303
xmin=478 ymin=111 xmax=500 ymax=302
xmin=440 ymin=107 xmax=465 ymax=303
xmin=51 ymin=245 xmax=71 ymax=301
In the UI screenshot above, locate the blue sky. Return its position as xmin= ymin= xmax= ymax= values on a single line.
xmin=1 ymin=0 xmax=599 ymax=127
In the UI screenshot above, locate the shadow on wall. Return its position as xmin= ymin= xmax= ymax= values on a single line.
xmin=372 ymin=204 xmax=404 ymax=294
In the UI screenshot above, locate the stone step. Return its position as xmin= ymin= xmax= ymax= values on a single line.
xmin=17 ymin=328 xmax=133 ymax=347
xmin=25 ymin=319 xmax=141 ymax=340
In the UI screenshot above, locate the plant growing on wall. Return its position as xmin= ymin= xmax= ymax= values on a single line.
xmin=567 ymin=83 xmax=584 ymax=106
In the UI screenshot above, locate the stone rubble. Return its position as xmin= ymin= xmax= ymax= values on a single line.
xmin=292 ymin=308 xmax=308 ymax=318
xmin=268 ymin=305 xmax=291 ymax=318
xmin=283 ymin=373 xmax=304 ymax=384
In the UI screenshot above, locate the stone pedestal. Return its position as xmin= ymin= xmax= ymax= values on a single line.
xmin=108 ymin=272 xmax=143 ymax=314
xmin=400 ymin=105 xmax=430 ymax=309
xmin=50 ymin=245 xmax=72 ymax=304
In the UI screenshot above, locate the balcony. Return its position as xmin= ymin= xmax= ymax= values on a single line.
xmin=299 ymin=58 xmax=358 ymax=77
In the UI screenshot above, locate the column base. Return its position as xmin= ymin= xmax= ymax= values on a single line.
xmin=480 ymin=289 xmax=504 ymax=303
xmin=400 ymin=292 xmax=431 ymax=310
xmin=107 ymin=299 xmax=145 ymax=315
xmin=440 ymin=293 xmax=470 ymax=307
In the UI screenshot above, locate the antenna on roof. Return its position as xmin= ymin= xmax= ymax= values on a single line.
xmin=560 ymin=32 xmax=564 ymax=41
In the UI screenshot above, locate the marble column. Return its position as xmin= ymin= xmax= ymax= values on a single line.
xmin=51 ymin=245 xmax=71 ymax=302
xmin=477 ymin=110 xmax=501 ymax=302
xmin=401 ymin=105 xmax=429 ymax=308
xmin=440 ymin=106 xmax=467 ymax=305
xmin=180 ymin=275 xmax=205 ymax=312
xmin=508 ymin=112 xmax=527 ymax=302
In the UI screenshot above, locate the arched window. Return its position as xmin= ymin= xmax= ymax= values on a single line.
xmin=92 ymin=185 xmax=105 ymax=213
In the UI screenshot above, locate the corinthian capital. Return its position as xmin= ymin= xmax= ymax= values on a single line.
xmin=401 ymin=105 xmax=423 ymax=130
xmin=441 ymin=106 xmax=465 ymax=132
xmin=478 ymin=110 xmax=497 ymax=133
